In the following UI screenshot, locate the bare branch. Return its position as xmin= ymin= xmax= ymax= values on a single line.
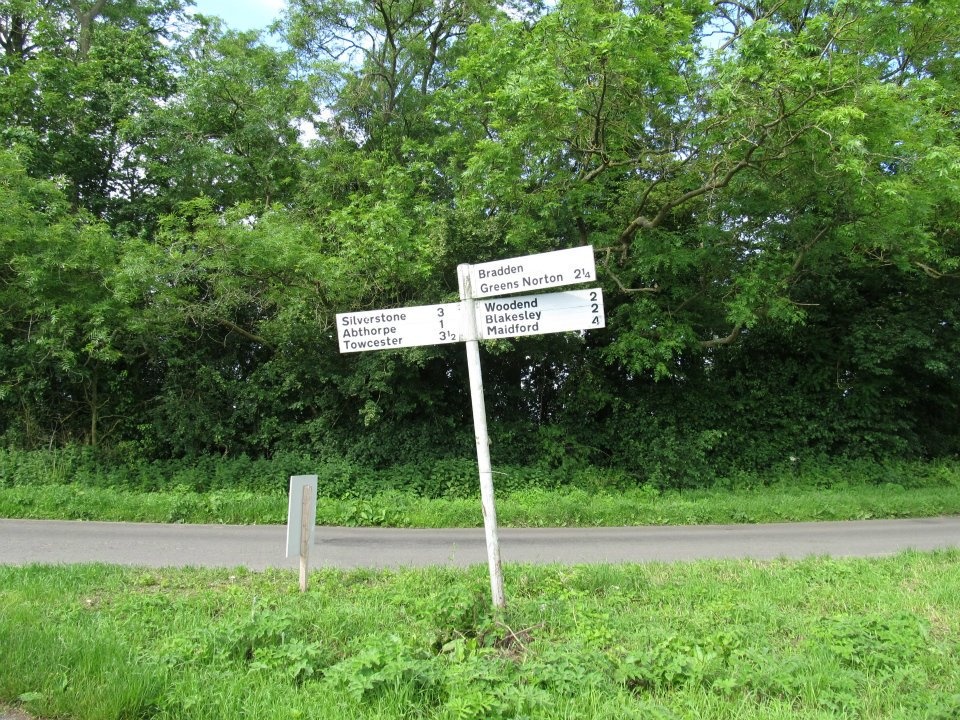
xmin=914 ymin=262 xmax=959 ymax=280
xmin=215 ymin=317 xmax=274 ymax=350
xmin=699 ymin=323 xmax=743 ymax=348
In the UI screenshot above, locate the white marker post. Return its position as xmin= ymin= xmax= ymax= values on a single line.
xmin=286 ymin=475 xmax=317 ymax=592
xmin=458 ymin=264 xmax=506 ymax=610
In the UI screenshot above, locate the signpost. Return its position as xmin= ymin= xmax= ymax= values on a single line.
xmin=477 ymin=287 xmax=604 ymax=340
xmin=336 ymin=246 xmax=603 ymax=609
xmin=458 ymin=264 xmax=505 ymax=608
xmin=468 ymin=245 xmax=597 ymax=298
xmin=337 ymin=301 xmax=464 ymax=353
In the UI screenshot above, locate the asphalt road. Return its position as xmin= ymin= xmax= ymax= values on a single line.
xmin=1 ymin=517 xmax=959 ymax=569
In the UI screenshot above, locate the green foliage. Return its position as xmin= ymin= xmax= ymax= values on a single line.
xmin=814 ymin=612 xmax=930 ymax=676
xmin=323 ymin=636 xmax=443 ymax=704
xmin=1 ymin=0 xmax=958 ymax=480
xmin=158 ymin=604 xmax=336 ymax=684
xmin=618 ymin=629 xmax=748 ymax=694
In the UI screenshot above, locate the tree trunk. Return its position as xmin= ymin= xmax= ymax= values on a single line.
xmin=71 ymin=0 xmax=109 ymax=59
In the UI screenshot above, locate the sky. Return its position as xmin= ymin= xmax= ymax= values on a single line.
xmin=188 ymin=0 xmax=287 ymax=32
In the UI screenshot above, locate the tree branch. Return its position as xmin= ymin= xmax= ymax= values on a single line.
xmin=601 ymin=248 xmax=659 ymax=294
xmin=215 ymin=317 xmax=274 ymax=350
xmin=915 ymin=262 xmax=959 ymax=280
xmin=619 ymin=145 xmax=760 ymax=248
xmin=699 ymin=323 xmax=743 ymax=348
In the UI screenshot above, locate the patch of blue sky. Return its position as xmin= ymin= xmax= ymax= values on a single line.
xmin=187 ymin=0 xmax=286 ymax=32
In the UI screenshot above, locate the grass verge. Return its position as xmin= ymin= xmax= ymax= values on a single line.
xmin=2 ymin=553 xmax=960 ymax=719
xmin=1 ymin=479 xmax=960 ymax=527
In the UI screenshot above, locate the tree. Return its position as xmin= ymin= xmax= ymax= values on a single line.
xmin=131 ymin=23 xmax=313 ymax=221
xmin=283 ymin=0 xmax=501 ymax=149
xmin=2 ymin=0 xmax=956 ymax=471
xmin=438 ymin=0 xmax=959 ymax=374
xmin=0 ymin=0 xmax=184 ymax=223
xmin=0 ymin=148 xmax=131 ymax=447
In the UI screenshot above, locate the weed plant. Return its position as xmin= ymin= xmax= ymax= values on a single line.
xmin=2 ymin=552 xmax=960 ymax=718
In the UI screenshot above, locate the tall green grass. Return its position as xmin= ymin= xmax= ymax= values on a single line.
xmin=2 ymin=450 xmax=959 ymax=527
xmin=2 ymin=478 xmax=960 ymax=527
xmin=2 ymin=553 xmax=960 ymax=719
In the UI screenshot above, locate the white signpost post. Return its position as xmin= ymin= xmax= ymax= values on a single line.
xmin=336 ymin=246 xmax=603 ymax=609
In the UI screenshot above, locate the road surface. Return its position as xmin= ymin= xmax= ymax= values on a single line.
xmin=1 ymin=517 xmax=959 ymax=569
